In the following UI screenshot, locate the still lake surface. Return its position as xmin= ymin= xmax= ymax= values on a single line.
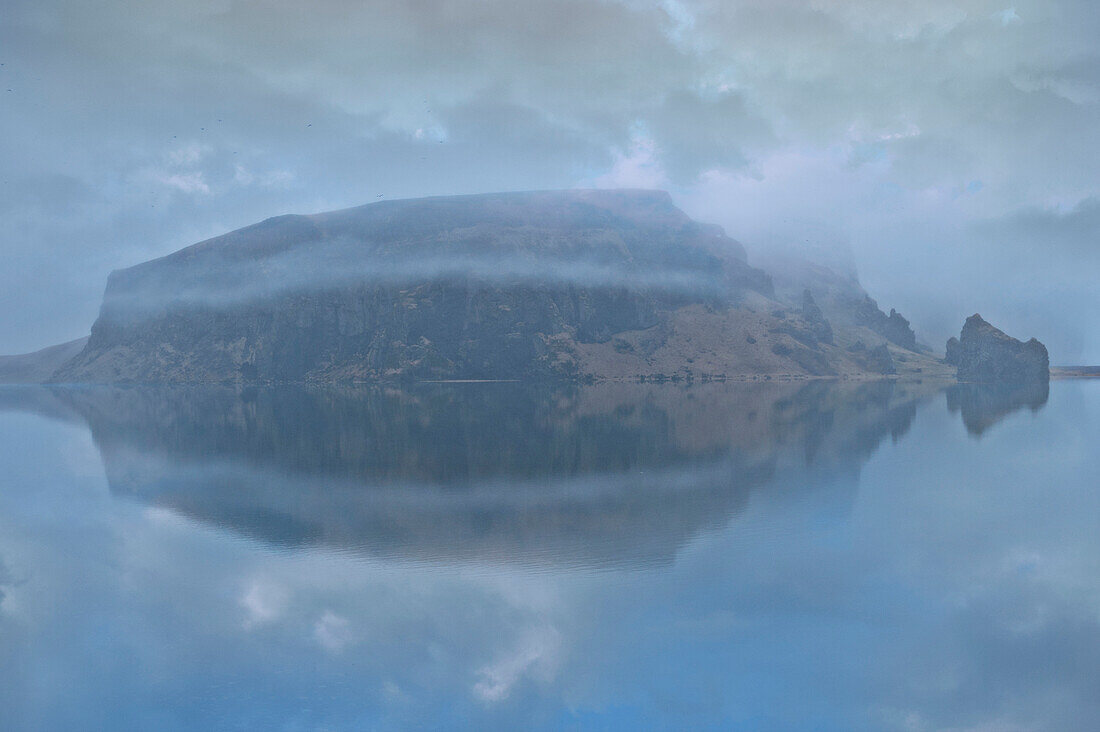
xmin=0 ymin=378 xmax=1095 ymax=731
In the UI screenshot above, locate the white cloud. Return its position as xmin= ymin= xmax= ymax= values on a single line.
xmin=658 ymin=0 xmax=698 ymax=46
xmin=240 ymin=578 xmax=288 ymax=628
xmin=2 ymin=0 xmax=1100 ymax=359
xmin=313 ymin=610 xmax=353 ymax=653
xmin=233 ymin=164 xmax=295 ymax=188
xmin=144 ymin=170 xmax=211 ymax=195
xmin=167 ymin=142 xmax=213 ymax=167
xmin=590 ymin=129 xmax=667 ymax=189
xmin=473 ymin=625 xmax=562 ymax=703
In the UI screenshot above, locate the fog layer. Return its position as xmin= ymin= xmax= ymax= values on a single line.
xmin=1 ymin=0 xmax=1097 ymax=360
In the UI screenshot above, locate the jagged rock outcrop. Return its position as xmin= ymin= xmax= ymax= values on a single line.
xmin=746 ymin=252 xmax=954 ymax=378
xmin=854 ymin=295 xmax=917 ymax=350
xmin=945 ymin=314 xmax=1049 ymax=382
xmin=800 ymin=290 xmax=834 ymax=345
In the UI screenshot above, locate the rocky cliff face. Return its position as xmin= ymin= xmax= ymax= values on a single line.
xmin=755 ymin=251 xmax=919 ymax=349
xmin=53 ymin=191 xmax=770 ymax=382
xmin=46 ymin=189 xmax=936 ymax=384
xmin=945 ymin=314 xmax=1049 ymax=382
xmin=854 ymin=296 xmax=917 ymax=350
xmin=800 ymin=290 xmax=834 ymax=345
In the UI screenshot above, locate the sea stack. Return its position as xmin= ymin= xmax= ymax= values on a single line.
xmin=945 ymin=314 xmax=1049 ymax=382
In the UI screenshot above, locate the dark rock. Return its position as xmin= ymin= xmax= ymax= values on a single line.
xmin=800 ymin=290 xmax=834 ymax=345
xmin=765 ymin=290 xmax=835 ymax=350
xmin=853 ymin=296 xmax=917 ymax=350
xmin=945 ymin=336 xmax=961 ymax=366
xmin=946 ymin=380 xmax=1049 ymax=436
xmin=863 ymin=344 xmax=896 ymax=375
xmin=946 ymin=314 xmax=1049 ymax=383
xmin=885 ymin=309 xmax=915 ymax=349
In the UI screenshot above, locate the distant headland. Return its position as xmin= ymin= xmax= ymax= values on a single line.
xmin=0 ymin=190 xmax=1062 ymax=386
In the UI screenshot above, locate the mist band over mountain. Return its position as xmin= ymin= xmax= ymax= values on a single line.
xmin=0 ymin=189 xmax=1055 ymax=385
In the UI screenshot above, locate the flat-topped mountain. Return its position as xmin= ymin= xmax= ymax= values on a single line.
xmin=24 ymin=189 xmax=939 ymax=383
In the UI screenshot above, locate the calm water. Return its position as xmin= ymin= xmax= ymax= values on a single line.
xmin=0 ymin=378 xmax=1095 ymax=731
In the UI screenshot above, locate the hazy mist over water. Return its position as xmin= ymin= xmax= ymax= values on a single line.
xmin=1 ymin=2 xmax=1097 ymax=729
xmin=0 ymin=380 xmax=1095 ymax=730
xmin=2 ymin=0 xmax=1098 ymax=361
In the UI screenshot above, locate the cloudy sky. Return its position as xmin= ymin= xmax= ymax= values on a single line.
xmin=2 ymin=0 xmax=1098 ymax=361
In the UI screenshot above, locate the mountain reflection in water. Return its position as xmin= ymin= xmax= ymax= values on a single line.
xmin=0 ymin=376 xmax=1082 ymax=732
xmin=946 ymin=380 xmax=1050 ymax=436
xmin=0 ymin=377 xmax=1049 ymax=568
xmin=0 ymin=380 xmax=940 ymax=567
